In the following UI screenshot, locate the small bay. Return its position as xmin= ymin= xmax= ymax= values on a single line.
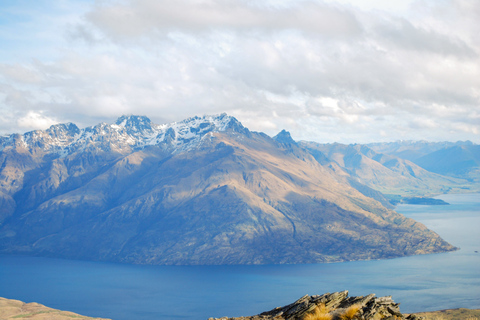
xmin=1 ymin=193 xmax=479 ymax=320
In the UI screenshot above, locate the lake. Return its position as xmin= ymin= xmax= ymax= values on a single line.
xmin=1 ymin=193 xmax=479 ymax=320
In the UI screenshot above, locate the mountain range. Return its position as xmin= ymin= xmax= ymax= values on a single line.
xmin=0 ymin=114 xmax=461 ymax=265
xmin=299 ymin=141 xmax=476 ymax=197
xmin=367 ymin=140 xmax=480 ymax=183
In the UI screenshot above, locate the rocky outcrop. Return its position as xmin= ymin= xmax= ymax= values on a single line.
xmin=208 ymin=291 xmax=424 ymax=320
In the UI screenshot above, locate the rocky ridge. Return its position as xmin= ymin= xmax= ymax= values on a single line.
xmin=209 ymin=291 xmax=423 ymax=320
xmin=0 ymin=113 xmax=243 ymax=157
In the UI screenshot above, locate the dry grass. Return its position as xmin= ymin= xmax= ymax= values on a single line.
xmin=304 ymin=304 xmax=332 ymax=320
xmin=0 ymin=297 xmax=110 ymax=320
xmin=424 ymin=317 xmax=479 ymax=320
xmin=339 ymin=304 xmax=361 ymax=320
xmin=414 ymin=308 xmax=480 ymax=320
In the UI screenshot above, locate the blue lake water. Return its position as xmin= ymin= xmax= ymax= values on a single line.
xmin=1 ymin=193 xmax=479 ymax=320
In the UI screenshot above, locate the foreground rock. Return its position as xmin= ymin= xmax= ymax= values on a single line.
xmin=0 ymin=297 xmax=110 ymax=320
xmin=209 ymin=291 xmax=424 ymax=320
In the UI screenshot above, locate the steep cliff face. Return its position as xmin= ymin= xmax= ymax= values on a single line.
xmin=0 ymin=114 xmax=455 ymax=265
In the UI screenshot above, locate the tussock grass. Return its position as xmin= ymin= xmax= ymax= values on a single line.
xmin=421 ymin=316 xmax=479 ymax=320
xmin=304 ymin=304 xmax=332 ymax=320
xmin=12 ymin=311 xmax=52 ymax=318
xmin=339 ymin=304 xmax=361 ymax=320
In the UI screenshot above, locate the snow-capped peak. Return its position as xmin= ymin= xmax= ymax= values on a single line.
xmin=151 ymin=113 xmax=247 ymax=151
xmin=1 ymin=114 xmax=247 ymax=156
xmin=114 ymin=115 xmax=153 ymax=132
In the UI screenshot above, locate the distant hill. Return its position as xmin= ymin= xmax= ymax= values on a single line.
xmin=367 ymin=141 xmax=480 ymax=183
xmin=299 ymin=141 xmax=470 ymax=197
xmin=414 ymin=145 xmax=480 ymax=182
xmin=367 ymin=140 xmax=474 ymax=161
xmin=0 ymin=114 xmax=455 ymax=265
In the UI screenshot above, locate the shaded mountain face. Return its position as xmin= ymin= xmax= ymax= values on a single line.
xmin=0 ymin=115 xmax=455 ymax=265
xmin=413 ymin=145 xmax=480 ymax=182
xmin=366 ymin=141 xmax=480 ymax=183
xmin=366 ymin=140 xmax=474 ymax=162
xmin=299 ymin=141 xmax=473 ymax=197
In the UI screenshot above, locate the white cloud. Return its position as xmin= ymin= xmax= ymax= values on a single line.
xmin=83 ymin=0 xmax=363 ymax=40
xmin=17 ymin=111 xmax=58 ymax=130
xmin=0 ymin=0 xmax=479 ymax=143
xmin=0 ymin=64 xmax=44 ymax=84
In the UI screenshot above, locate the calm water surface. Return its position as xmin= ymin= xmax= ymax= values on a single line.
xmin=1 ymin=193 xmax=479 ymax=320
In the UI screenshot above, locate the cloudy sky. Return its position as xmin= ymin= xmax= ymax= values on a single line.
xmin=1 ymin=0 xmax=479 ymax=143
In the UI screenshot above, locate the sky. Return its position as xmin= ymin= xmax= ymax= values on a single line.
xmin=0 ymin=0 xmax=479 ymax=144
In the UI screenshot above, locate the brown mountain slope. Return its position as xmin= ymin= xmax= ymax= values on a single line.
xmin=0 ymin=297 xmax=109 ymax=320
xmin=0 ymin=119 xmax=455 ymax=265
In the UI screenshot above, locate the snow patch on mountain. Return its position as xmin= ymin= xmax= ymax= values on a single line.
xmin=0 ymin=113 xmax=246 ymax=156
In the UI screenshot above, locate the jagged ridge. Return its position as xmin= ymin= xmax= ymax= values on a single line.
xmin=209 ymin=290 xmax=424 ymax=320
xmin=0 ymin=113 xmax=245 ymax=156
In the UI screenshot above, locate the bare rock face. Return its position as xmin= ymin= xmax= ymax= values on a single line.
xmin=208 ymin=291 xmax=424 ymax=320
